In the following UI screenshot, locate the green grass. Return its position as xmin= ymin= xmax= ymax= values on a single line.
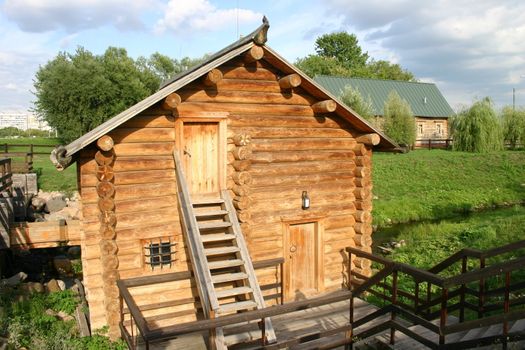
xmin=372 ymin=149 xmax=525 ymax=227
xmin=0 ymin=137 xmax=77 ymax=192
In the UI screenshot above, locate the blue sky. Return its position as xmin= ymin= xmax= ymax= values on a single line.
xmin=1 ymin=0 xmax=525 ymax=113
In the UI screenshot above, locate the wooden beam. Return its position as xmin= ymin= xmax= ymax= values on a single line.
xmin=203 ymin=69 xmax=223 ymax=86
xmin=279 ymin=74 xmax=301 ymax=89
xmin=311 ymin=100 xmax=337 ymax=114
xmin=161 ymin=92 xmax=182 ymax=110
xmin=355 ymin=133 xmax=380 ymax=146
xmin=244 ymin=46 xmax=264 ymax=63
xmin=97 ymin=135 xmax=114 ymax=151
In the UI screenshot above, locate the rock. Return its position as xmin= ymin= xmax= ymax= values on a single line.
xmin=31 ymin=196 xmax=46 ymax=211
xmin=1 ymin=272 xmax=27 ymax=286
xmin=46 ymin=279 xmax=61 ymax=293
xmin=45 ymin=308 xmax=58 ymax=317
xmin=20 ymin=282 xmax=44 ymax=294
xmin=53 ymin=256 xmax=72 ymax=276
xmin=70 ymin=284 xmax=80 ymax=295
xmin=45 ymin=197 xmax=67 ymax=213
xmin=57 ymin=279 xmax=66 ymax=291
xmin=57 ymin=310 xmax=74 ymax=322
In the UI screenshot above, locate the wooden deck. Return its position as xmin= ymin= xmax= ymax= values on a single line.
xmin=138 ymin=297 xmax=381 ymax=350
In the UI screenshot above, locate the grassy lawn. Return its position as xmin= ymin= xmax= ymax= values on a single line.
xmin=0 ymin=138 xmax=77 ymax=193
xmin=372 ymin=149 xmax=525 ymax=227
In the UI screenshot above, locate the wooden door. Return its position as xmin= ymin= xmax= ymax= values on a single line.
xmin=180 ymin=122 xmax=221 ymax=197
xmin=284 ymin=221 xmax=323 ymax=301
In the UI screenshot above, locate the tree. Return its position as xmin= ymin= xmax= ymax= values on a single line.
xmin=34 ymin=47 xmax=206 ymax=143
xmin=295 ymin=55 xmax=351 ymax=77
xmin=364 ymin=59 xmax=415 ymax=81
xmin=383 ymin=90 xmax=416 ymax=146
xmin=451 ymin=97 xmax=503 ymax=152
xmin=339 ymin=85 xmax=375 ymax=122
xmin=314 ymin=32 xmax=368 ymax=71
xmin=501 ymin=106 xmax=525 ymax=149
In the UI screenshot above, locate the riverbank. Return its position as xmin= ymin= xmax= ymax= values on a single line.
xmin=372 ymin=149 xmax=525 ymax=227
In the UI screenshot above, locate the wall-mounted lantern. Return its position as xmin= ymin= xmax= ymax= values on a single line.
xmin=302 ymin=191 xmax=310 ymax=210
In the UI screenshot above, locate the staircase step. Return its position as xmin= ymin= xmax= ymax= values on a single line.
xmin=198 ymin=221 xmax=232 ymax=230
xmin=216 ymin=286 xmax=253 ymax=299
xmin=201 ymin=233 xmax=236 ymax=243
xmin=219 ymin=300 xmax=257 ymax=313
xmin=212 ymin=272 xmax=249 ymax=284
xmin=510 ymin=319 xmax=525 ymax=333
xmin=192 ymin=198 xmax=225 ymax=206
xmin=205 ymin=247 xmax=240 ymax=256
xmin=195 ymin=210 xmax=228 ymax=218
xmin=208 ymin=259 xmax=245 ymax=269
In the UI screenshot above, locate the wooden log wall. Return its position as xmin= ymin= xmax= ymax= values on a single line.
xmin=77 ymin=47 xmax=376 ymax=329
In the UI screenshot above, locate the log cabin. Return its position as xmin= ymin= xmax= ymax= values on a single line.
xmin=50 ymin=17 xmax=398 ymax=345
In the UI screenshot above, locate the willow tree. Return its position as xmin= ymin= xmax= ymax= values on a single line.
xmin=451 ymin=97 xmax=503 ymax=152
xmin=340 ymin=85 xmax=375 ymax=122
xmin=501 ymin=106 xmax=525 ymax=149
xmin=383 ymin=90 xmax=416 ymax=146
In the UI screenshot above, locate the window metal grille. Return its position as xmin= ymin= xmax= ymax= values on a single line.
xmin=144 ymin=238 xmax=177 ymax=270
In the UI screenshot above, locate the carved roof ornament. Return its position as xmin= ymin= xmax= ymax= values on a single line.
xmin=253 ymin=16 xmax=269 ymax=45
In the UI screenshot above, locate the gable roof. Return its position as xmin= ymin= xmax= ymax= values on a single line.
xmin=51 ymin=18 xmax=399 ymax=170
xmin=314 ymin=76 xmax=455 ymax=118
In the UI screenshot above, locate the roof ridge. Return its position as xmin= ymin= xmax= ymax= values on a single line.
xmin=315 ymin=75 xmax=438 ymax=86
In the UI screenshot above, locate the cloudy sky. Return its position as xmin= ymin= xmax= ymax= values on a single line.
xmin=1 ymin=0 xmax=524 ymax=113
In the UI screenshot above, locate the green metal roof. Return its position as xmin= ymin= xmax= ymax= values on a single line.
xmin=314 ymin=76 xmax=454 ymax=118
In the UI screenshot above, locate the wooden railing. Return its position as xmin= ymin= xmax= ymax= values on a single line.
xmin=0 ymin=158 xmax=12 ymax=193
xmin=347 ymin=240 xmax=525 ymax=349
xmin=1 ymin=143 xmax=55 ymax=155
xmin=1 ymin=143 xmax=55 ymax=173
xmin=414 ymin=138 xmax=453 ymax=150
xmin=118 ymin=258 xmax=284 ymax=350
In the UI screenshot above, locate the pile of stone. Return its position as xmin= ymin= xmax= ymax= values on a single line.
xmin=28 ymin=191 xmax=80 ymax=222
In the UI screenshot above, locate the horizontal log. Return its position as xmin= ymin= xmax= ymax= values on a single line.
xmin=178 ymin=89 xmax=313 ymax=106
xmin=230 ymin=133 xmax=252 ymax=146
xmin=81 ymin=156 xmax=174 ymax=172
xmin=355 ymin=133 xmax=380 ymax=146
xmin=354 ymin=177 xmax=371 ymax=187
xmin=97 ymin=181 xmax=115 ymax=198
xmin=220 ymin=65 xmax=277 ymax=80
xmin=84 ymin=195 xmax=178 ymax=218
xmin=232 ymin=146 xmax=252 ymax=160
xmin=95 ymin=150 xmax=115 ymax=166
xmin=81 ymin=182 xmax=177 ymax=204
xmin=121 ymin=114 xmax=175 ymax=128
xmin=100 ymin=225 xmax=116 ymax=240
xmin=353 ymin=233 xmax=372 ymax=247
xmin=86 ymin=207 xmax=179 ymax=231
xmin=251 ymin=192 xmax=356 ymax=212
xmin=325 ymin=238 xmax=356 ymax=253
xmin=354 ymin=166 xmax=371 ymax=178
xmin=108 ymin=128 xmax=175 ymax=143
xmin=162 ymin=93 xmax=181 ymax=110
xmin=352 ymin=144 xmax=371 ymax=157
xmin=98 ymin=197 xmax=115 ymax=212
xmin=82 ymin=169 xmax=175 ymax=187
xmin=233 ymin=196 xmax=252 ymax=210
xmin=96 ymin=165 xmax=114 ymax=182
xmin=353 ymin=257 xmax=372 ymax=269
xmin=250 ymin=182 xmax=355 ymax=200
xmin=231 ymin=184 xmax=250 ymax=196
xmin=354 ymin=187 xmax=372 ymax=200
xmin=203 ymin=68 xmax=223 ymax=86
xmin=175 ymin=102 xmax=314 ymax=117
xmin=244 ymin=45 xmax=264 ymax=63
xmin=325 ymin=227 xmax=357 ymax=242
xmin=97 ymin=135 xmax=114 ymax=151
xmin=228 ymin=114 xmax=349 ymax=129
xmin=279 ymin=74 xmax=301 ymax=89
xmin=312 ymin=100 xmax=337 ymax=114
xmin=355 ymin=201 xmax=372 ymax=211
xmin=251 ymin=150 xmax=355 ymax=164
xmin=354 ymin=223 xmax=373 ymax=236
xmin=112 ymin=142 xmax=174 ymax=156
xmin=232 ymin=171 xmax=252 ymax=185
xmin=251 ymin=138 xmax=357 ymax=152
xmin=251 ymin=203 xmax=356 ymax=222
xmin=99 ymin=210 xmax=117 ymax=226
xmin=189 ymin=79 xmax=282 ymax=94
xmin=100 ymin=239 xmax=118 ymax=255
xmin=101 ymin=254 xmax=119 ymax=270
xmin=232 ymin=160 xmax=251 ymax=171
xmin=229 ymin=127 xmax=354 ymax=139
xmin=250 ymin=160 xmax=355 ymax=177
xmin=251 ymin=172 xmax=354 ymax=188
xmin=324 ymin=215 xmax=356 ymax=230
xmin=354 ymin=210 xmax=371 ymax=223
xmin=236 ymin=210 xmax=252 ymax=223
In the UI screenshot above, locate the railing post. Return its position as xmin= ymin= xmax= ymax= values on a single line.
xmin=280 ymin=262 xmax=284 ymax=305
xmin=459 ymin=256 xmax=467 ymax=322
xmin=439 ymin=288 xmax=448 ymax=346
xmin=414 ymin=281 xmax=420 ymax=315
xmin=426 ymin=282 xmax=432 ymax=318
xmin=503 ymin=271 xmax=510 ymax=349
xmin=390 ymin=270 xmax=398 ymax=345
xmin=478 ymin=257 xmax=486 ymax=318
xmin=347 ymin=249 xmax=353 ymax=350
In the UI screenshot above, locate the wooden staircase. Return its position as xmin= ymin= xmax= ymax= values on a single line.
xmin=173 ymin=152 xmax=276 ymax=349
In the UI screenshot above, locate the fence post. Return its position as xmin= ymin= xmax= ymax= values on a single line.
xmin=478 ymin=257 xmax=486 ymax=318
xmin=503 ymin=271 xmax=510 ymax=347
xmin=439 ymin=288 xmax=448 ymax=346
xmin=428 ymin=139 xmax=431 ymax=150
xmin=390 ymin=270 xmax=398 ymax=345
xmin=459 ymin=256 xmax=467 ymax=322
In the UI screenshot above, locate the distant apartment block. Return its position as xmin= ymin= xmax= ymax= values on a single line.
xmin=0 ymin=111 xmax=52 ymax=131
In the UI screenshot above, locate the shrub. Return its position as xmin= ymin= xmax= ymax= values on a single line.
xmin=340 ymin=85 xmax=375 ymax=122
xmin=452 ymin=97 xmax=503 ymax=152
xmin=383 ymin=90 xmax=416 ymax=146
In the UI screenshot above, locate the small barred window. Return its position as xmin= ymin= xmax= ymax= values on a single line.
xmin=144 ymin=238 xmax=177 ymax=270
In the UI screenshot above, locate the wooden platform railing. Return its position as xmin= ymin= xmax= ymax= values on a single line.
xmin=0 ymin=158 xmax=12 ymax=193
xmin=118 ymin=258 xmax=284 ymax=350
xmin=347 ymin=240 xmax=525 ymax=349
xmin=1 ymin=143 xmax=55 ymax=155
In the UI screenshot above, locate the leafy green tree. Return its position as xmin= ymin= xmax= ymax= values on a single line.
xmin=364 ymin=59 xmax=415 ymax=81
xmin=501 ymin=106 xmax=525 ymax=149
xmin=451 ymin=97 xmax=503 ymax=152
xmin=314 ymin=32 xmax=369 ymax=71
xmin=339 ymin=85 xmax=375 ymax=121
xmin=383 ymin=90 xmax=416 ymax=146
xmin=136 ymin=53 xmax=207 ymax=83
xmin=295 ymin=55 xmax=351 ymax=77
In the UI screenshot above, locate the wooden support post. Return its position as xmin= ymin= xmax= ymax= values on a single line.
xmin=390 ymin=270 xmax=398 ymax=345
xmin=162 ymin=92 xmax=182 ymax=110
xmin=355 ymin=133 xmax=380 ymax=146
xmin=278 ymin=74 xmax=301 ymax=89
xmin=244 ymin=46 xmax=264 ymax=63
xmin=311 ymin=100 xmax=337 ymax=114
xmin=459 ymin=256 xmax=467 ymax=322
xmin=204 ymin=69 xmax=223 ymax=86
xmin=439 ymin=288 xmax=448 ymax=346
xmin=97 ymin=135 xmax=114 ymax=152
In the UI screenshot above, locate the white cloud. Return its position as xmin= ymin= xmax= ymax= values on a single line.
xmin=1 ymin=0 xmax=153 ymax=33
xmin=155 ymin=0 xmax=261 ymax=35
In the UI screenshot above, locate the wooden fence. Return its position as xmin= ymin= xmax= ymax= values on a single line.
xmin=414 ymin=139 xmax=453 ymax=150
xmin=0 ymin=158 xmax=12 ymax=193
xmin=1 ymin=143 xmax=55 ymax=173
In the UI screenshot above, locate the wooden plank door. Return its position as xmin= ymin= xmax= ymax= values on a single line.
xmin=284 ymin=221 xmax=323 ymax=301
xmin=180 ymin=121 xmax=221 ymax=198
